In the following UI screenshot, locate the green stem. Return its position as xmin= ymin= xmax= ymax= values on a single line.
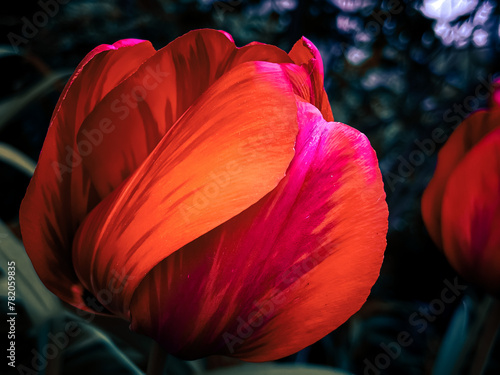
xmin=450 ymin=295 xmax=492 ymax=374
xmin=469 ymin=297 xmax=500 ymax=375
xmin=147 ymin=341 xmax=167 ymax=375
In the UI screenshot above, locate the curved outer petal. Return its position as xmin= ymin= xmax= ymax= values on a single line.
xmin=71 ymin=61 xmax=299 ymax=318
xmin=441 ymin=128 xmax=500 ymax=296
xmin=421 ymin=109 xmax=500 ymax=248
xmin=289 ymin=37 xmax=334 ymax=122
xmin=19 ymin=40 xmax=156 ymax=310
xmin=129 ymin=100 xmax=388 ymax=361
xmin=77 ymin=29 xmax=294 ymax=199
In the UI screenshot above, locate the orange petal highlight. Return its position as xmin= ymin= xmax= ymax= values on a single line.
xmin=129 ymin=100 xmax=387 ymax=361
xmin=71 ymin=61 xmax=299 ymax=318
xmin=77 ymin=29 xmax=293 ymax=199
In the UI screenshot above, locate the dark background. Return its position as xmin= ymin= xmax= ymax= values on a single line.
xmin=1 ymin=1 xmax=499 ymax=374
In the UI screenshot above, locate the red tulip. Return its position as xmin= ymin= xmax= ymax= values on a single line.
xmin=20 ymin=29 xmax=388 ymax=361
xmin=422 ymin=83 xmax=500 ymax=296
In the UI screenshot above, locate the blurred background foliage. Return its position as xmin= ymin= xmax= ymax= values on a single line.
xmin=1 ymin=0 xmax=500 ymax=374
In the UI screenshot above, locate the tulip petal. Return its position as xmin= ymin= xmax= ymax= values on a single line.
xmin=71 ymin=61 xmax=299 ymax=318
xmin=441 ymin=128 xmax=500 ymax=295
xmin=129 ymin=100 xmax=387 ymax=361
xmin=19 ymin=40 xmax=156 ymax=311
xmin=218 ymin=29 xmax=234 ymax=43
xmin=77 ymin=29 xmax=293 ymax=199
xmin=289 ymin=37 xmax=334 ymax=121
xmin=421 ymin=109 xmax=500 ymax=247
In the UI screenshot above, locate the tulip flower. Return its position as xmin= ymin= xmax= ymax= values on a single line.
xmin=20 ymin=29 xmax=388 ymax=361
xmin=422 ymin=84 xmax=500 ymax=296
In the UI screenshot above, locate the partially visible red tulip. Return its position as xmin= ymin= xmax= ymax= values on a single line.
xmin=20 ymin=29 xmax=388 ymax=361
xmin=422 ymin=82 xmax=500 ymax=296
